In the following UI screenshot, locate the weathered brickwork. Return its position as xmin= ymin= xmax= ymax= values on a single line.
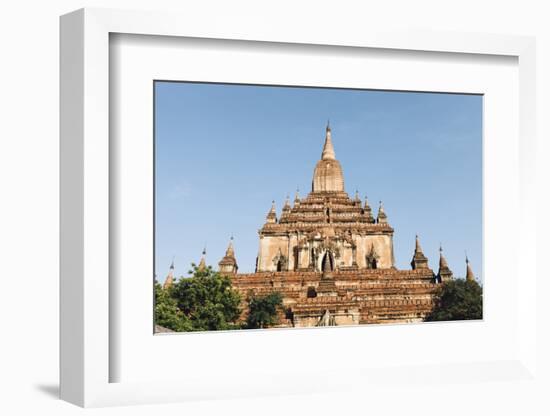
xmin=230 ymin=269 xmax=438 ymax=326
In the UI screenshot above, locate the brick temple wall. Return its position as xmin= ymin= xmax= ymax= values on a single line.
xmin=230 ymin=268 xmax=438 ymax=327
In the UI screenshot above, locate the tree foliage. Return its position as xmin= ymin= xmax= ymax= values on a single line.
xmin=246 ymin=292 xmax=283 ymax=329
xmin=154 ymin=281 xmax=193 ymax=332
xmin=426 ymin=278 xmax=483 ymax=322
xmin=155 ymin=263 xmax=243 ymax=332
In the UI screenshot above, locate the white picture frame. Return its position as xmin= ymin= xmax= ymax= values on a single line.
xmin=60 ymin=8 xmax=538 ymax=408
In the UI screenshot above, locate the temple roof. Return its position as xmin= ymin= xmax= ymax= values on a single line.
xmin=260 ymin=123 xmax=392 ymax=235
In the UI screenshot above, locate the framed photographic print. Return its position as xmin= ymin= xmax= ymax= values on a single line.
xmin=60 ymin=7 xmax=538 ymax=408
xmin=153 ymin=81 xmax=483 ymax=333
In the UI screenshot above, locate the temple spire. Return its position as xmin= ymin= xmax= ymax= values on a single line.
xmin=197 ymin=247 xmax=207 ymax=272
xmin=363 ymin=196 xmax=374 ymax=223
xmin=283 ymin=194 xmax=291 ymax=212
xmin=219 ymin=236 xmax=238 ymax=274
xmin=439 ymin=245 xmax=448 ymax=268
xmin=465 ymin=254 xmax=475 ymax=281
xmin=437 ymin=244 xmax=453 ymax=282
xmin=226 ymin=236 xmax=235 ymax=257
xmin=321 ymin=121 xmax=336 ymax=160
xmin=163 ymin=258 xmax=175 ymax=289
xmin=410 ymin=235 xmax=429 ymax=270
xmin=266 ymin=200 xmax=277 ymax=224
xmin=312 ymin=123 xmax=345 ymax=192
xmin=377 ymin=201 xmax=388 ymax=224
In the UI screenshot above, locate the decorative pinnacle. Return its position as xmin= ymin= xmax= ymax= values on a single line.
xmin=439 ymin=244 xmax=449 ymax=269
xmin=326 ymin=119 xmax=331 ymax=131
xmin=225 ymin=236 xmax=235 ymax=257
xmin=415 ymin=234 xmax=422 ymax=253
xmin=198 ymin=246 xmax=207 ymax=271
xmin=465 ymin=251 xmax=475 ymax=281
xmin=266 ymin=200 xmax=277 ymax=222
xmin=321 ymin=123 xmax=336 ymax=160
xmin=283 ymin=194 xmax=291 ymax=210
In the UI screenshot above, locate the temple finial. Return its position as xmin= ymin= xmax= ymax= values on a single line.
xmin=437 ymin=243 xmax=453 ymax=282
xmin=439 ymin=244 xmax=447 ymax=266
xmin=282 ymin=194 xmax=291 ymax=213
xmin=377 ymin=200 xmax=388 ymax=224
xmin=465 ymin=252 xmax=475 ymax=281
xmin=163 ymin=258 xmax=175 ymax=289
xmin=363 ymin=195 xmax=374 ymax=222
xmin=415 ymin=234 xmax=422 ymax=253
xmin=198 ymin=246 xmax=207 ymax=271
xmin=410 ymin=234 xmax=428 ymax=270
xmin=219 ymin=236 xmax=238 ymax=274
xmin=321 ymin=122 xmax=336 ymax=160
xmin=225 ymin=236 xmax=235 ymax=257
xmin=266 ymin=200 xmax=277 ymax=223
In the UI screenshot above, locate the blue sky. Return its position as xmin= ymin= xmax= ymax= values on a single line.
xmin=155 ymin=82 xmax=482 ymax=282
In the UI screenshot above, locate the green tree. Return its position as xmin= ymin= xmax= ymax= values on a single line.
xmin=246 ymin=292 xmax=283 ymax=329
xmin=426 ymin=278 xmax=483 ymax=322
xmin=169 ymin=264 xmax=242 ymax=331
xmin=154 ymin=281 xmax=193 ymax=332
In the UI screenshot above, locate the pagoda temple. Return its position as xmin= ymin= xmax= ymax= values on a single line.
xmin=210 ymin=123 xmax=470 ymax=327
